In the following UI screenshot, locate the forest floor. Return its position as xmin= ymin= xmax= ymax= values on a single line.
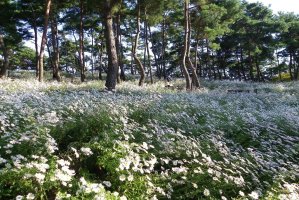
xmin=0 ymin=78 xmax=298 ymax=200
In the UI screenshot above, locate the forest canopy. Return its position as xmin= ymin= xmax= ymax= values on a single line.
xmin=0 ymin=0 xmax=298 ymax=89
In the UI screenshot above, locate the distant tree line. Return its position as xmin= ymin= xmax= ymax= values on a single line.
xmin=0 ymin=0 xmax=299 ymax=90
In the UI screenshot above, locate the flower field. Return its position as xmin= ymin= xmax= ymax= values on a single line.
xmin=0 ymin=79 xmax=298 ymax=200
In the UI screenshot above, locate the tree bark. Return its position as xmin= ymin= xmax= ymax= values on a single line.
xmin=182 ymin=0 xmax=191 ymax=90
xmin=186 ymin=11 xmax=200 ymax=89
xmin=104 ymin=4 xmax=119 ymax=91
xmin=116 ymin=13 xmax=125 ymax=82
xmin=91 ymin=28 xmax=94 ymax=79
xmin=130 ymin=33 xmax=135 ymax=75
xmin=248 ymin=50 xmax=254 ymax=81
xmin=289 ymin=52 xmax=294 ymax=80
xmin=162 ymin=16 xmax=166 ymax=79
xmin=98 ymin=41 xmax=104 ymax=80
xmin=79 ymin=0 xmax=86 ymax=82
xmin=145 ymin=13 xmax=153 ymax=84
xmin=33 ymin=21 xmax=39 ymax=78
xmin=194 ymin=34 xmax=199 ymax=76
xmin=148 ymin=26 xmax=161 ymax=79
xmin=38 ymin=0 xmax=52 ymax=82
xmin=133 ymin=2 xmax=145 ymax=87
xmin=50 ymin=17 xmax=61 ymax=82
xmin=0 ymin=37 xmax=10 ymax=78
xmin=294 ymin=55 xmax=299 ymax=80
xmin=239 ymin=48 xmax=246 ymax=80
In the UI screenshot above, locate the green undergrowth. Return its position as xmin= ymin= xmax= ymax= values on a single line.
xmin=0 ymin=80 xmax=298 ymax=199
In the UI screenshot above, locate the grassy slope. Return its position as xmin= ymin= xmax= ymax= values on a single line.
xmin=0 ymin=79 xmax=298 ymax=199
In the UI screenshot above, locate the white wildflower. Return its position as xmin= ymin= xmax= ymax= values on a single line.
xmin=192 ymin=183 xmax=198 ymax=188
xmin=26 ymin=193 xmax=35 ymax=200
xmin=0 ymin=157 xmax=7 ymax=164
xmin=71 ymin=147 xmax=79 ymax=158
xmin=249 ymin=191 xmax=259 ymax=200
xmin=113 ymin=192 xmax=119 ymax=197
xmin=120 ymin=196 xmax=127 ymax=200
xmin=35 ymin=173 xmax=45 ymax=183
xmin=239 ymin=191 xmax=245 ymax=196
xmin=103 ymin=181 xmax=112 ymax=187
xmin=203 ymin=188 xmax=210 ymax=196
xmin=119 ymin=174 xmax=126 ymax=181
xmin=80 ymin=147 xmax=93 ymax=156
xmin=16 ymin=195 xmax=23 ymax=200
xmin=127 ymin=174 xmax=134 ymax=182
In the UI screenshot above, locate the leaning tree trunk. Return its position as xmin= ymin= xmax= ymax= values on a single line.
xmin=104 ymin=7 xmax=119 ymax=91
xmin=133 ymin=1 xmax=145 ymax=87
xmin=186 ymin=10 xmax=200 ymax=89
xmin=38 ymin=0 xmax=52 ymax=82
xmin=182 ymin=0 xmax=191 ymax=90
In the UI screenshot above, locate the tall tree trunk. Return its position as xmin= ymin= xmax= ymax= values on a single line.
xmin=115 ymin=15 xmax=121 ymax=83
xmin=79 ymin=0 xmax=85 ymax=82
xmin=255 ymin=57 xmax=264 ymax=82
xmin=186 ymin=11 xmax=200 ymax=89
xmin=0 ymin=42 xmax=10 ymax=78
xmin=248 ymin=50 xmax=254 ymax=81
xmin=194 ymin=33 xmax=199 ymax=75
xmin=33 ymin=21 xmax=39 ymax=78
xmin=294 ymin=55 xmax=299 ymax=80
xmin=130 ymin=33 xmax=135 ymax=75
xmin=148 ymin=26 xmax=160 ymax=79
xmin=199 ymin=41 xmax=204 ymax=77
xmin=240 ymin=48 xmax=246 ymax=80
xmin=236 ymin=49 xmax=242 ymax=81
xmin=51 ymin=17 xmax=61 ymax=82
xmin=0 ymin=36 xmax=8 ymax=78
xmin=91 ymin=28 xmax=94 ymax=79
xmin=38 ymin=0 xmax=52 ymax=82
xmin=133 ymin=2 xmax=145 ymax=87
xmin=182 ymin=0 xmax=191 ymax=90
xmin=47 ymin=41 xmax=53 ymax=72
xmin=211 ymin=52 xmax=217 ymax=80
xmin=98 ymin=41 xmax=104 ymax=80
xmin=289 ymin=53 xmax=293 ymax=80
xmin=117 ymin=15 xmax=125 ymax=81
xmin=98 ymin=31 xmax=104 ymax=80
xmin=206 ymin=40 xmax=212 ymax=80
xmin=30 ymin=4 xmax=40 ymax=78
xmin=116 ymin=13 xmax=125 ymax=82
xmin=104 ymin=5 xmax=119 ymax=91
xmin=162 ymin=16 xmax=166 ymax=79
xmin=144 ymin=11 xmax=153 ymax=84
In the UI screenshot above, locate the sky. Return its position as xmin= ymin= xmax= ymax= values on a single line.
xmin=246 ymin=0 xmax=299 ymax=14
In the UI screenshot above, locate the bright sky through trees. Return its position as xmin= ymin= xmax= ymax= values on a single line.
xmin=247 ymin=0 xmax=299 ymax=14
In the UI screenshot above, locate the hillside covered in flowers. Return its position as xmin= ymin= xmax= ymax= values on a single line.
xmin=0 ymin=79 xmax=298 ymax=199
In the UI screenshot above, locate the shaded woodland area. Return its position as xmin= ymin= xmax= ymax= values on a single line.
xmin=0 ymin=0 xmax=299 ymax=90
